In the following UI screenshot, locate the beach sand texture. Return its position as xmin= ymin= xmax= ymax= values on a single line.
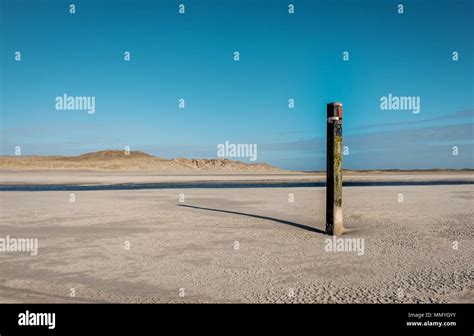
xmin=0 ymin=184 xmax=472 ymax=303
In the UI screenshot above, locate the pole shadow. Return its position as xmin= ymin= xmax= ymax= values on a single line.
xmin=178 ymin=204 xmax=325 ymax=234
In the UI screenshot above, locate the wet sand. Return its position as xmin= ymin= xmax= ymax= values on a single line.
xmin=0 ymin=184 xmax=472 ymax=303
xmin=0 ymin=170 xmax=472 ymax=185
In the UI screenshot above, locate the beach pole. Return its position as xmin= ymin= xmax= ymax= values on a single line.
xmin=326 ymin=102 xmax=344 ymax=235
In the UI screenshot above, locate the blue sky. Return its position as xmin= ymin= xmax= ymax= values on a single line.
xmin=1 ymin=0 xmax=473 ymax=170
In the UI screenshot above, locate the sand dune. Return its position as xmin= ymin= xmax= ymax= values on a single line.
xmin=0 ymin=150 xmax=286 ymax=173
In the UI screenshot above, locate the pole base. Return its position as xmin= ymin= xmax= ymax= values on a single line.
xmin=325 ymin=225 xmax=347 ymax=236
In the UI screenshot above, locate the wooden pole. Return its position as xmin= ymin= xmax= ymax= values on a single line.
xmin=326 ymin=102 xmax=344 ymax=235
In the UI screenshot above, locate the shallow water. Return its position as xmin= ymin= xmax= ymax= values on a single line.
xmin=0 ymin=180 xmax=472 ymax=191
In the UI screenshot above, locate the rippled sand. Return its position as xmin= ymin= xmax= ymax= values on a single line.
xmin=0 ymin=185 xmax=472 ymax=303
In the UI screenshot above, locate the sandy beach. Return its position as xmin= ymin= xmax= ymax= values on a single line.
xmin=0 ymin=170 xmax=472 ymax=185
xmin=0 ymin=178 xmax=472 ymax=303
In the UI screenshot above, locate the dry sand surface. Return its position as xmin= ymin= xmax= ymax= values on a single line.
xmin=0 ymin=184 xmax=472 ymax=303
xmin=0 ymin=170 xmax=472 ymax=185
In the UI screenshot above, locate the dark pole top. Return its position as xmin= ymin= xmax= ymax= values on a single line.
xmin=327 ymin=102 xmax=343 ymax=120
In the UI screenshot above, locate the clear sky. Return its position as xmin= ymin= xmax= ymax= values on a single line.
xmin=1 ymin=0 xmax=473 ymax=170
